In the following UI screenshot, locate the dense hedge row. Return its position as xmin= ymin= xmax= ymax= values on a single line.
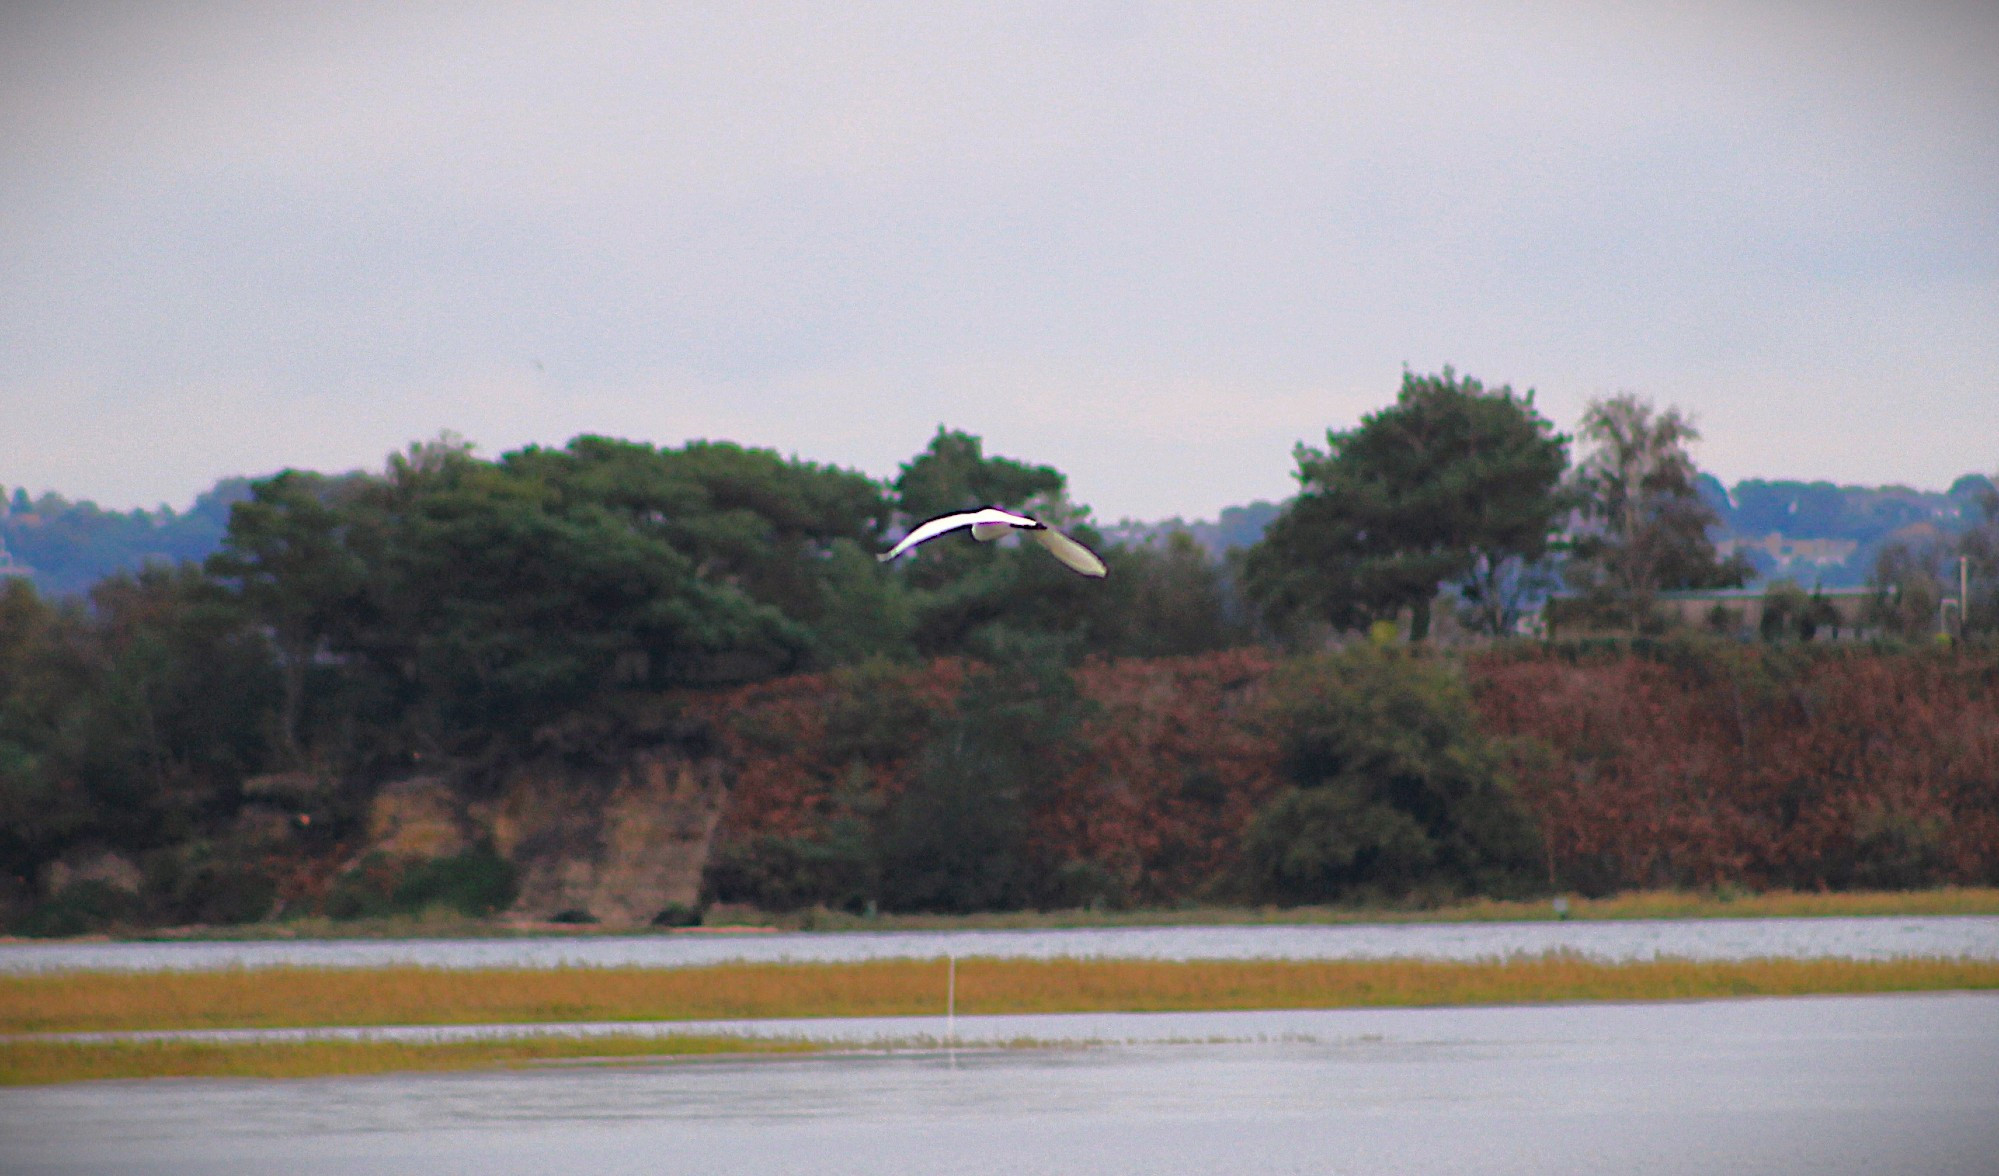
xmin=689 ymin=640 xmax=1999 ymax=912
xmin=8 ymin=631 xmax=1991 ymax=930
xmin=1473 ymin=641 xmax=1999 ymax=893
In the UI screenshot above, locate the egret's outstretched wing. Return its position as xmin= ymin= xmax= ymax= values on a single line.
xmin=1031 ymin=527 xmax=1109 ymax=578
xmin=878 ymin=507 xmax=1040 ymax=562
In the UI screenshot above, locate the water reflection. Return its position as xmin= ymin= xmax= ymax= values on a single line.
xmin=5 ymin=994 xmax=1996 ymax=1175
xmin=6 ymin=915 xmax=1997 ymax=973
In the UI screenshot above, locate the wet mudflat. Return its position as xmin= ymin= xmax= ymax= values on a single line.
xmin=6 ymin=993 xmax=1995 ymax=1176
xmin=6 ymin=915 xmax=1998 ymax=973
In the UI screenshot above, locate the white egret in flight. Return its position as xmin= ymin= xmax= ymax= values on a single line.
xmin=878 ymin=508 xmax=1109 ymax=578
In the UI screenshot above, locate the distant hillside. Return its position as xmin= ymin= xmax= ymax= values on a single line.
xmin=1104 ymin=500 xmax=1286 ymax=558
xmin=1109 ymin=475 xmax=1993 ymax=590
xmin=5 ymin=470 xmax=1990 ymax=598
xmin=0 ymin=479 xmax=252 ymax=596
xmin=1699 ymin=474 xmax=1993 ymax=587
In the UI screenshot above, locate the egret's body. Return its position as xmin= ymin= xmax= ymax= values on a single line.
xmin=878 ymin=507 xmax=1109 ymax=578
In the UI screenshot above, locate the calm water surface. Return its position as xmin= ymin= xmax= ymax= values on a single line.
xmin=5 ymin=915 xmax=1996 ymax=973
xmin=6 ymin=994 xmax=1996 ymax=1175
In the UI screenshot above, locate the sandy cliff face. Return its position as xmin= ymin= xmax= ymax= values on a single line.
xmin=41 ymin=848 xmax=144 ymax=898
xmin=485 ymin=747 xmax=730 ymax=925
xmin=356 ymin=746 xmax=730 ymax=926
xmin=367 ymin=776 xmax=471 ymax=860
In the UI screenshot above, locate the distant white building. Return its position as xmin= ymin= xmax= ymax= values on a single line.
xmin=0 ymin=533 xmax=30 ymax=579
xmin=1651 ymin=586 xmax=1874 ymax=635
xmin=1539 ymin=585 xmax=1878 ymax=640
xmin=1715 ymin=532 xmax=1859 ymax=573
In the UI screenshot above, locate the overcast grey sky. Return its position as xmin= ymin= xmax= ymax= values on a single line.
xmin=2 ymin=1 xmax=1994 ymax=522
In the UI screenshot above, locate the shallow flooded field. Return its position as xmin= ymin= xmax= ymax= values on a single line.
xmin=5 ymin=993 xmax=1996 ymax=1175
xmin=7 ymin=914 xmax=1998 ymax=973
xmin=10 ymin=918 xmax=1996 ymax=1171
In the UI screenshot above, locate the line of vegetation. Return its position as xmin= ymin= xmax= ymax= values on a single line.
xmin=68 ymin=885 xmax=1998 ymax=942
xmin=8 ymin=955 xmax=1998 ymax=1036
xmin=0 ymin=1032 xmax=819 ymax=1086
xmin=737 ymin=885 xmax=1999 ymax=932
xmin=4 ymin=375 xmax=1994 ymax=935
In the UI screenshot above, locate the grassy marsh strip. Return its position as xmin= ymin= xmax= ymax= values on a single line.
xmin=100 ymin=886 xmax=1999 ymax=940
xmin=0 ymin=1033 xmax=820 ymax=1085
xmin=772 ymin=886 xmax=1999 ymax=932
xmin=7 ymin=956 xmax=1999 ymax=1036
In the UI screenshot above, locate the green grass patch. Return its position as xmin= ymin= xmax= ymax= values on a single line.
xmin=20 ymin=886 xmax=1994 ymax=942
xmin=770 ymin=886 xmax=1999 ymax=931
xmin=0 ymin=1033 xmax=818 ymax=1085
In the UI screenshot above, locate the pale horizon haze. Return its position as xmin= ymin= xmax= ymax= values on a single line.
xmin=3 ymin=2 xmax=1995 ymax=523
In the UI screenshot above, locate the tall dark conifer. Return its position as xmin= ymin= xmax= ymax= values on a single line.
xmin=1246 ymin=368 xmax=1569 ymax=640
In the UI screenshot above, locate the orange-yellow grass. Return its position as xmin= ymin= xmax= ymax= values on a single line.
xmin=56 ymin=886 xmax=1997 ymax=939
xmin=7 ymin=956 xmax=1999 ymax=1035
xmin=1502 ymin=886 xmax=1999 ymax=921
xmin=797 ymin=886 xmax=1999 ymax=931
xmin=0 ymin=1033 xmax=818 ymax=1085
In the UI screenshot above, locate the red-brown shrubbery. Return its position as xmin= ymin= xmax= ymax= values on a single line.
xmin=1472 ymin=643 xmax=1999 ymax=893
xmin=690 ymin=643 xmax=1999 ymax=909
xmin=1042 ymin=649 xmax=1282 ymax=902
xmin=688 ymin=659 xmax=973 ymax=846
xmin=690 ymin=650 xmax=1283 ymax=909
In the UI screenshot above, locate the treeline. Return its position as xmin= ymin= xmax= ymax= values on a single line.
xmin=692 ymin=642 xmax=1999 ymax=915
xmin=0 ymin=481 xmax=250 ymax=596
xmin=1702 ymin=476 xmax=1996 ymax=589
xmin=1 ymin=370 xmax=1995 ymax=932
xmin=1720 ymin=476 xmax=1994 ymax=542
xmin=1475 ymin=642 xmax=1999 ymax=892
xmin=0 ymin=428 xmax=1247 ymax=931
xmin=13 ymin=428 xmax=1992 ymax=607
